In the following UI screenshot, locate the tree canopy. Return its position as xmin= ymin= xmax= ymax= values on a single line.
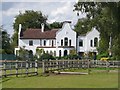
xmin=0 ymin=26 xmax=13 ymax=54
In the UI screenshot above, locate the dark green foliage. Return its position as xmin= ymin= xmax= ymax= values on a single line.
xmin=0 ymin=27 xmax=13 ymax=54
xmin=18 ymin=48 xmax=29 ymax=60
xmin=40 ymin=53 xmax=55 ymax=60
xmin=97 ymin=52 xmax=108 ymax=60
xmin=74 ymin=1 xmax=120 ymax=59
xmin=50 ymin=22 xmax=62 ymax=29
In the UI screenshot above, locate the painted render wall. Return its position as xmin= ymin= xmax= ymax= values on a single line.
xmin=56 ymin=22 xmax=77 ymax=56
xmin=15 ymin=22 xmax=100 ymax=57
xmin=77 ymin=27 xmax=100 ymax=53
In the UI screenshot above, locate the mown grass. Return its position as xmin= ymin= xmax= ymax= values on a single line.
xmin=1 ymin=68 xmax=118 ymax=88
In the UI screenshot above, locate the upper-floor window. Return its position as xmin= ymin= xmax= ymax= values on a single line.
xmin=69 ymin=40 xmax=71 ymax=46
xmin=52 ymin=40 xmax=54 ymax=47
xmin=61 ymin=39 xmax=63 ymax=46
xmin=90 ymin=40 xmax=93 ymax=47
xmin=29 ymin=40 xmax=33 ymax=46
xmin=64 ymin=37 xmax=68 ymax=46
xmin=44 ymin=40 xmax=46 ymax=46
xmin=79 ymin=40 xmax=83 ymax=47
xmin=94 ymin=37 xmax=98 ymax=47
xmin=40 ymin=40 xmax=42 ymax=46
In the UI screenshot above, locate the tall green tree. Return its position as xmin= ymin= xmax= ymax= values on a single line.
xmin=12 ymin=10 xmax=48 ymax=47
xmin=50 ymin=22 xmax=62 ymax=29
xmin=0 ymin=26 xmax=13 ymax=54
xmin=74 ymin=1 xmax=120 ymax=59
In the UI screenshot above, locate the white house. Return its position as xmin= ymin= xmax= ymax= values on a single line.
xmin=77 ymin=27 xmax=100 ymax=57
xmin=15 ymin=21 xmax=100 ymax=57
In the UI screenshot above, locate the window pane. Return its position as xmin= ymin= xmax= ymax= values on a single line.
xmin=61 ymin=39 xmax=63 ymax=46
xmin=44 ymin=40 xmax=46 ymax=46
xmin=79 ymin=40 xmax=83 ymax=47
xmin=69 ymin=40 xmax=71 ymax=46
xmin=52 ymin=40 xmax=54 ymax=46
xmin=64 ymin=37 xmax=68 ymax=46
xmin=90 ymin=40 xmax=93 ymax=47
xmin=29 ymin=40 xmax=33 ymax=46
xmin=94 ymin=38 xmax=98 ymax=47
xmin=40 ymin=40 xmax=42 ymax=46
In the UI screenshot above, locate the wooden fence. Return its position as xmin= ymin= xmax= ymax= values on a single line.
xmin=0 ymin=60 xmax=119 ymax=77
xmin=0 ymin=60 xmax=40 ymax=77
xmin=42 ymin=60 xmax=119 ymax=74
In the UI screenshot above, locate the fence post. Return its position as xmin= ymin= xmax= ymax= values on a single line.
xmin=15 ymin=60 xmax=18 ymax=77
xmin=106 ymin=61 xmax=110 ymax=73
xmin=42 ymin=60 xmax=45 ymax=73
xmin=55 ymin=60 xmax=58 ymax=70
xmin=87 ymin=60 xmax=91 ymax=74
xmin=3 ymin=60 xmax=6 ymax=77
xmin=26 ymin=60 xmax=29 ymax=76
xmin=68 ymin=60 xmax=69 ymax=69
xmin=35 ymin=60 xmax=38 ymax=75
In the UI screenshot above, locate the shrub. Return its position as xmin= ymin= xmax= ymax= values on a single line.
xmin=97 ymin=52 xmax=109 ymax=60
xmin=40 ymin=53 xmax=55 ymax=60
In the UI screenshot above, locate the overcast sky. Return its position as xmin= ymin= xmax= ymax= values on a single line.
xmin=1 ymin=0 xmax=86 ymax=36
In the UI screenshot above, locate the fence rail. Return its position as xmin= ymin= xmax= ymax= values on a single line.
xmin=0 ymin=60 xmax=119 ymax=77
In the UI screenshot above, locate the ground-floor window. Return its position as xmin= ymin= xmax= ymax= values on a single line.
xmin=59 ymin=50 xmax=61 ymax=57
xmin=64 ymin=50 xmax=68 ymax=56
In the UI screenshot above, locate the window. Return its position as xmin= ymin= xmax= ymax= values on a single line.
xmin=46 ymin=50 xmax=48 ymax=54
xmin=64 ymin=37 xmax=68 ymax=46
xmin=54 ymin=51 xmax=56 ymax=56
xmin=61 ymin=39 xmax=63 ymax=46
xmin=29 ymin=40 xmax=33 ymax=46
xmin=59 ymin=50 xmax=61 ymax=57
xmin=69 ymin=40 xmax=71 ymax=46
xmin=44 ymin=40 xmax=46 ymax=46
xmin=52 ymin=40 xmax=54 ymax=46
xmin=40 ymin=40 xmax=42 ymax=46
xmin=79 ymin=40 xmax=83 ymax=47
xmin=94 ymin=37 xmax=98 ymax=47
xmin=64 ymin=50 xmax=68 ymax=56
xmin=90 ymin=40 xmax=93 ymax=47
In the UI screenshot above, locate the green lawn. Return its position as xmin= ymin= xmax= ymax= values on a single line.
xmin=1 ymin=71 xmax=118 ymax=88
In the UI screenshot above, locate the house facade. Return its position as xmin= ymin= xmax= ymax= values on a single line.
xmin=15 ymin=21 xmax=100 ymax=57
xmin=77 ymin=28 xmax=100 ymax=57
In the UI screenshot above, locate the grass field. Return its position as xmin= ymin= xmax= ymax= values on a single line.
xmin=1 ymin=69 xmax=118 ymax=88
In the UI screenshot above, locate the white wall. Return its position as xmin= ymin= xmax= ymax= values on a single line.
xmin=77 ymin=36 xmax=86 ymax=52
xmin=77 ymin=27 xmax=100 ymax=53
xmin=56 ymin=22 xmax=76 ymax=56
xmin=18 ymin=39 xmax=56 ymax=55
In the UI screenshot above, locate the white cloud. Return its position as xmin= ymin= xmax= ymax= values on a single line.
xmin=50 ymin=2 xmax=71 ymax=17
xmin=2 ymin=1 xmax=86 ymax=36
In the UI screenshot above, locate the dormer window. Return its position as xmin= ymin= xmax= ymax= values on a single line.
xmin=29 ymin=40 xmax=33 ymax=46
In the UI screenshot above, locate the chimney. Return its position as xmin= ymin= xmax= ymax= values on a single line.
xmin=41 ymin=23 xmax=44 ymax=32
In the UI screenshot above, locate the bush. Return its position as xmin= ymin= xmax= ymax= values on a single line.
xmin=97 ymin=52 xmax=109 ymax=60
xmin=40 ymin=53 xmax=55 ymax=60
